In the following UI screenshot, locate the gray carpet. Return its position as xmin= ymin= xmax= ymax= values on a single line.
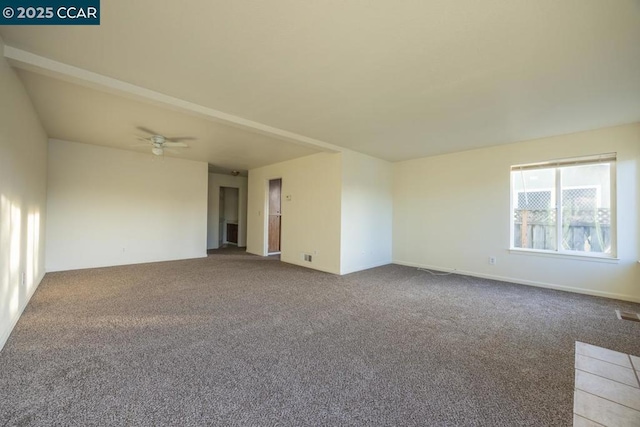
xmin=1 ymin=252 xmax=639 ymax=426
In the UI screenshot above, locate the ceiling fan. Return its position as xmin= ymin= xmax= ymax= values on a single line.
xmin=135 ymin=126 xmax=195 ymax=156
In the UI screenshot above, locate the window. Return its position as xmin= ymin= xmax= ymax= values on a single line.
xmin=510 ymin=153 xmax=616 ymax=257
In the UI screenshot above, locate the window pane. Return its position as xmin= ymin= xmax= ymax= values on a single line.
xmin=560 ymin=164 xmax=611 ymax=253
xmin=512 ymin=168 xmax=556 ymax=250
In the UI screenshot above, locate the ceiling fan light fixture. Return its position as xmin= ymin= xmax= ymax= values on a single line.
xmin=136 ymin=128 xmax=192 ymax=156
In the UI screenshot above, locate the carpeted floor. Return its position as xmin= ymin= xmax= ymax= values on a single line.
xmin=1 ymin=252 xmax=639 ymax=426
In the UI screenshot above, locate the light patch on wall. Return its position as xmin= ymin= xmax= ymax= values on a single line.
xmin=0 ymin=195 xmax=10 ymax=309
xmin=26 ymin=211 xmax=33 ymax=291
xmin=0 ymin=196 xmax=38 ymax=317
xmin=26 ymin=211 xmax=40 ymax=292
xmin=10 ymin=202 xmax=21 ymax=316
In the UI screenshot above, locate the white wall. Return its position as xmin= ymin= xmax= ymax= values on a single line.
xmin=340 ymin=150 xmax=393 ymax=274
xmin=221 ymin=187 xmax=239 ymax=244
xmin=206 ymin=173 xmax=247 ymax=248
xmin=247 ymin=150 xmax=392 ymax=275
xmin=46 ymin=140 xmax=208 ymax=271
xmin=247 ymin=153 xmax=342 ymax=274
xmin=223 ymin=187 xmax=239 ymax=223
xmin=393 ymin=123 xmax=640 ymax=302
xmin=0 ymin=36 xmax=48 ymax=350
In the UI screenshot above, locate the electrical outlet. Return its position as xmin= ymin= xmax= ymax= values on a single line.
xmin=302 ymin=253 xmax=313 ymax=262
xmin=488 ymin=256 xmax=496 ymax=265
xmin=20 ymin=272 xmax=25 ymax=285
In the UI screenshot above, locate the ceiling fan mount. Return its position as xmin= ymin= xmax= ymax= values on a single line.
xmin=135 ymin=127 xmax=194 ymax=156
xmin=150 ymin=135 xmax=166 ymax=145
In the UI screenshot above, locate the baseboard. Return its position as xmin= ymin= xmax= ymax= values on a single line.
xmin=0 ymin=271 xmax=46 ymax=352
xmin=341 ymin=260 xmax=392 ymax=275
xmin=46 ymin=253 xmax=209 ymax=273
xmin=280 ymin=257 xmax=340 ymax=275
xmin=393 ymin=259 xmax=640 ymax=304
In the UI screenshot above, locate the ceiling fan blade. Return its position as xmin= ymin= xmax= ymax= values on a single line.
xmin=163 ymin=148 xmax=180 ymax=154
xmin=130 ymin=143 xmax=150 ymax=147
xmin=136 ymin=126 xmax=161 ymax=135
xmin=164 ymin=142 xmax=189 ymax=148
xmin=165 ymin=136 xmax=196 ymax=142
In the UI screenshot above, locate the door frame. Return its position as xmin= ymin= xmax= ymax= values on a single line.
xmin=207 ymin=181 xmax=244 ymax=250
xmin=264 ymin=177 xmax=282 ymax=255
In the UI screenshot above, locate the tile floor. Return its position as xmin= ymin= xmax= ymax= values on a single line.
xmin=574 ymin=342 xmax=640 ymax=426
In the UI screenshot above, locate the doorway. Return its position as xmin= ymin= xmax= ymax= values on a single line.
xmin=219 ymin=186 xmax=240 ymax=246
xmin=268 ymin=178 xmax=282 ymax=254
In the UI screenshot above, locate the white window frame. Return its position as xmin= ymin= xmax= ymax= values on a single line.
xmin=509 ymin=153 xmax=617 ymax=260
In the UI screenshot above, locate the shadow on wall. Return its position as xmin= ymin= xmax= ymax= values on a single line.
xmin=1 ymin=194 xmax=41 ymax=322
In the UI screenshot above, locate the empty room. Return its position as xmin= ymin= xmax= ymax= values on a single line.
xmin=1 ymin=1 xmax=639 ymax=426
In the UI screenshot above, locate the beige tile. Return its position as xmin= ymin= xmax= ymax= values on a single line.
xmin=573 ymin=414 xmax=604 ymax=427
xmin=576 ymin=354 xmax=639 ymax=388
xmin=575 ymin=370 xmax=640 ymax=411
xmin=574 ymin=389 xmax=640 ymax=427
xmin=576 ymin=341 xmax=632 ymax=368
xmin=631 ymin=355 xmax=640 ymax=372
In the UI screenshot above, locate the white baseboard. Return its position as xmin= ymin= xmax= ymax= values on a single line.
xmin=46 ymin=253 xmax=209 ymax=273
xmin=341 ymin=259 xmax=392 ymax=275
xmin=0 ymin=271 xmax=46 ymax=352
xmin=393 ymin=259 xmax=640 ymax=304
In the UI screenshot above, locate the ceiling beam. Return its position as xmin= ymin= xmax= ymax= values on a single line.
xmin=3 ymin=45 xmax=343 ymax=153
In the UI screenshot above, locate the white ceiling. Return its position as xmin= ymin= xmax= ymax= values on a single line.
xmin=16 ymin=70 xmax=319 ymax=170
xmin=2 ymin=0 xmax=639 ymax=162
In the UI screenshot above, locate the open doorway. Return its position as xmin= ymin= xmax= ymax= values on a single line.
xmin=268 ymin=178 xmax=282 ymax=254
xmin=219 ymin=186 xmax=240 ymax=246
xmin=206 ymin=171 xmax=247 ymax=253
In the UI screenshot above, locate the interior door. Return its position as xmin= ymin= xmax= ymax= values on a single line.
xmin=268 ymin=179 xmax=282 ymax=253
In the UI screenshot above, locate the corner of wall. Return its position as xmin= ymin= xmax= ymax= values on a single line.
xmin=0 ymin=45 xmax=49 ymax=351
xmin=339 ymin=150 xmax=393 ymax=275
xmin=45 ymin=140 xmax=209 ymax=271
xmin=391 ymin=123 xmax=640 ymax=302
xmin=246 ymin=152 xmax=343 ymax=274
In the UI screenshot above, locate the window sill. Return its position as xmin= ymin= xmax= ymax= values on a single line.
xmin=509 ymin=248 xmax=619 ymax=264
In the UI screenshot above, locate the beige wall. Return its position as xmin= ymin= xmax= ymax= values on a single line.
xmin=247 ymin=152 xmax=342 ymax=274
xmin=0 ymin=37 xmax=48 ymax=350
xmin=223 ymin=187 xmax=239 ymax=223
xmin=340 ymin=150 xmax=393 ymax=274
xmin=393 ymin=123 xmax=640 ymax=302
xmin=207 ymin=173 xmax=247 ymax=249
xmin=46 ymin=139 xmax=208 ymax=271
xmin=247 ymin=150 xmax=393 ymax=275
